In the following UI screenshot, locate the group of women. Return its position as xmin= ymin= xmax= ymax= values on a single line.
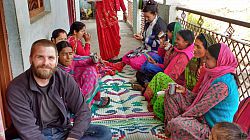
xmin=49 ymin=0 xmax=242 ymax=139
xmin=51 ymin=22 xmax=125 ymax=108
xmin=120 ymin=0 xmax=240 ymax=139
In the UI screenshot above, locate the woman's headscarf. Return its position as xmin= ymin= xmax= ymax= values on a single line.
xmin=188 ymin=33 xmax=217 ymax=91
xmin=186 ymin=43 xmax=238 ymax=111
xmin=167 ymin=22 xmax=182 ymax=45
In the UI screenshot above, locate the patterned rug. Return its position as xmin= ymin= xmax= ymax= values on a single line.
xmin=91 ymin=66 xmax=169 ymax=140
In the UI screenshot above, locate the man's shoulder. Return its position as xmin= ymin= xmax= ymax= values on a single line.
xmin=54 ymin=68 xmax=75 ymax=85
xmin=55 ymin=68 xmax=71 ymax=79
xmin=9 ymin=69 xmax=30 ymax=89
xmin=7 ymin=69 xmax=30 ymax=99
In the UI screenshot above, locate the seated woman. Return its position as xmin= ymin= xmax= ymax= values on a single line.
xmin=140 ymin=22 xmax=182 ymax=74
xmin=66 ymin=22 xmax=125 ymax=76
xmin=122 ymin=0 xmax=167 ymax=70
xmin=164 ymin=43 xmax=239 ymax=139
xmin=143 ymin=33 xmax=217 ymax=121
xmin=133 ymin=22 xmax=182 ymax=89
xmin=141 ymin=29 xmax=194 ymax=96
xmin=68 ymin=21 xmax=91 ymax=56
xmin=51 ymin=28 xmax=68 ymax=44
xmin=56 ymin=41 xmax=110 ymax=108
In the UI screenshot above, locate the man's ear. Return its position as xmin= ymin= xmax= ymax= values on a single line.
xmin=29 ymin=55 xmax=32 ymax=65
xmin=56 ymin=55 xmax=59 ymax=65
xmin=52 ymin=38 xmax=55 ymax=44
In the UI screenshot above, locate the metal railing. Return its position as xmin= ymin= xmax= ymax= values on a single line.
xmin=176 ymin=6 xmax=250 ymax=101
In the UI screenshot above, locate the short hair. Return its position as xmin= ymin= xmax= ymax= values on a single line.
xmin=212 ymin=122 xmax=248 ymax=140
xmin=51 ymin=29 xmax=67 ymax=41
xmin=30 ymin=39 xmax=57 ymax=57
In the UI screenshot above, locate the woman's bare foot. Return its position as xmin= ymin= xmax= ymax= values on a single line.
xmin=131 ymin=83 xmax=144 ymax=91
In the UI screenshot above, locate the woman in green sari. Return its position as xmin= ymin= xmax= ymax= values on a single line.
xmin=144 ymin=33 xmax=217 ymax=121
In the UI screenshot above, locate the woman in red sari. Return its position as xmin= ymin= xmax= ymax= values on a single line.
xmin=95 ymin=0 xmax=127 ymax=61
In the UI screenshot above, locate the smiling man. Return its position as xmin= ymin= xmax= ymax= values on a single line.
xmin=6 ymin=39 xmax=112 ymax=140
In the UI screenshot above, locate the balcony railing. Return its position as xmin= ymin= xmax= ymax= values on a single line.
xmin=176 ymin=6 xmax=250 ymax=101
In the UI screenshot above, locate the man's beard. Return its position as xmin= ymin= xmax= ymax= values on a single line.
xmin=32 ymin=63 xmax=56 ymax=79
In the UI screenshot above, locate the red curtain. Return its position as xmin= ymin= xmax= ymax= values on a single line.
xmin=67 ymin=0 xmax=76 ymax=25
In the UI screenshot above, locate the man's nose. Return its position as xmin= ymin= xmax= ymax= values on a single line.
xmin=43 ymin=57 xmax=50 ymax=65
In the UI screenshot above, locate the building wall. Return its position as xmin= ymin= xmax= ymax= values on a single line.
xmin=3 ymin=0 xmax=24 ymax=78
xmin=11 ymin=0 xmax=71 ymax=71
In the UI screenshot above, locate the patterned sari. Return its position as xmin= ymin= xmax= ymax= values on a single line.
xmin=164 ymin=43 xmax=239 ymax=139
xmin=144 ymin=58 xmax=201 ymax=121
xmin=58 ymin=55 xmax=99 ymax=104
xmin=95 ymin=0 xmax=124 ymax=60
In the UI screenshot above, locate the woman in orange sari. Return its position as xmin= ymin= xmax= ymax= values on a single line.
xmin=95 ymin=0 xmax=127 ymax=61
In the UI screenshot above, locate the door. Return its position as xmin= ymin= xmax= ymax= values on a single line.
xmin=0 ymin=0 xmax=13 ymax=129
xmin=67 ymin=0 xmax=76 ymax=25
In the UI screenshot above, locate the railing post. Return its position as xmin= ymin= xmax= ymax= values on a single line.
xmin=158 ymin=1 xmax=181 ymax=24
xmin=163 ymin=0 xmax=166 ymax=5
xmin=132 ymin=0 xmax=140 ymax=33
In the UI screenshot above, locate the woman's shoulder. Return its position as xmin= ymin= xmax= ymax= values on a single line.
xmin=157 ymin=16 xmax=166 ymax=24
xmin=215 ymin=73 xmax=234 ymax=81
xmin=155 ymin=17 xmax=167 ymax=31
xmin=68 ymin=35 xmax=74 ymax=40
xmin=212 ymin=73 xmax=236 ymax=87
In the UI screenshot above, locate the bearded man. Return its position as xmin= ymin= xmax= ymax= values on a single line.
xmin=6 ymin=39 xmax=112 ymax=140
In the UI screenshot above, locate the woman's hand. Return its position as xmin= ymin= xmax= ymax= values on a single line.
xmin=165 ymin=84 xmax=186 ymax=95
xmin=97 ymin=54 xmax=104 ymax=63
xmin=83 ymin=32 xmax=91 ymax=44
xmin=159 ymin=38 xmax=165 ymax=48
xmin=175 ymin=84 xmax=186 ymax=94
xmin=134 ymin=34 xmax=143 ymax=40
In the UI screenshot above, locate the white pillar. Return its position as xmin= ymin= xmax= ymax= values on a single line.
xmin=75 ymin=0 xmax=80 ymax=21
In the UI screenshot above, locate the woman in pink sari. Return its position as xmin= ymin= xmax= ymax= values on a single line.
xmin=95 ymin=0 xmax=127 ymax=61
xmin=56 ymin=41 xmax=110 ymax=107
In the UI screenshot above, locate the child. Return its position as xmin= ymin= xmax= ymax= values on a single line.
xmin=210 ymin=122 xmax=248 ymax=140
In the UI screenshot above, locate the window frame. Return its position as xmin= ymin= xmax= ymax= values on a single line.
xmin=28 ymin=0 xmax=45 ymax=18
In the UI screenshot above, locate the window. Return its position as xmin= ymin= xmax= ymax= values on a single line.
xmin=28 ymin=0 xmax=45 ymax=18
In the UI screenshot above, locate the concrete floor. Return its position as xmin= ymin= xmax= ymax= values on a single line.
xmin=82 ymin=19 xmax=141 ymax=58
